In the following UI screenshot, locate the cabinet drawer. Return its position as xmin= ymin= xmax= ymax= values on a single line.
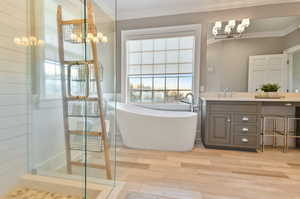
xmin=208 ymin=103 xmax=259 ymax=113
xmin=233 ymin=135 xmax=258 ymax=148
xmin=233 ymin=125 xmax=258 ymax=135
xmin=233 ymin=114 xmax=257 ymax=123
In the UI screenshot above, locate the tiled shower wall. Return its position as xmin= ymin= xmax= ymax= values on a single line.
xmin=0 ymin=0 xmax=29 ymax=195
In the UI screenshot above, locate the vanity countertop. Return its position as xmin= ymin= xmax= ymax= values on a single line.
xmin=200 ymin=93 xmax=300 ymax=102
xmin=201 ymin=97 xmax=300 ymax=102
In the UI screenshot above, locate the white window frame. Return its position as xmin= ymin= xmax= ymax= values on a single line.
xmin=121 ymin=24 xmax=201 ymax=103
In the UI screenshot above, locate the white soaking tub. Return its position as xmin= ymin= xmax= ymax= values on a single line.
xmin=117 ymin=103 xmax=198 ymax=151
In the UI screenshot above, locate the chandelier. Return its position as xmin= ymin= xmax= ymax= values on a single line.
xmin=14 ymin=36 xmax=44 ymax=46
xmin=70 ymin=32 xmax=108 ymax=43
xmin=212 ymin=18 xmax=250 ymax=39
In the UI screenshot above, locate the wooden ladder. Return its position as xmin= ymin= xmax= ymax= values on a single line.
xmin=56 ymin=0 xmax=112 ymax=180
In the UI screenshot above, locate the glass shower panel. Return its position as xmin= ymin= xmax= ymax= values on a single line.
xmin=84 ymin=1 xmax=118 ymax=197
xmin=1 ymin=0 xmax=117 ymax=198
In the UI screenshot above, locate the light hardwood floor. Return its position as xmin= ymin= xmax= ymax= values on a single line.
xmin=113 ymin=147 xmax=300 ymax=199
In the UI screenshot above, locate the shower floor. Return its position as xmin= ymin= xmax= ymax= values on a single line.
xmin=2 ymin=174 xmax=120 ymax=199
xmin=4 ymin=187 xmax=81 ymax=199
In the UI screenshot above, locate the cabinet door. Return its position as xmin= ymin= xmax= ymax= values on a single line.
xmin=207 ymin=113 xmax=231 ymax=145
xmin=248 ymin=54 xmax=288 ymax=92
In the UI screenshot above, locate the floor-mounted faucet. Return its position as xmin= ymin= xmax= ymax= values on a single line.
xmin=180 ymin=92 xmax=197 ymax=112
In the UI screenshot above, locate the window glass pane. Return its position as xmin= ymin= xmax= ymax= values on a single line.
xmin=179 ymin=75 xmax=193 ymax=90
xmin=154 ymin=91 xmax=165 ymax=103
xmin=142 ymin=52 xmax=153 ymax=64
xmin=45 ymin=62 xmax=56 ymax=77
xmin=130 ymin=91 xmax=141 ymax=103
xmin=154 ymin=39 xmax=166 ymax=51
xmin=154 ymin=51 xmax=165 ymax=64
xmin=166 ymin=50 xmax=179 ymax=63
xmin=154 ymin=65 xmax=165 ymax=74
xmin=166 ymin=38 xmax=179 ymax=50
xmin=166 ymin=75 xmax=178 ymax=90
xmin=129 ymin=53 xmax=141 ymax=65
xmin=128 ymin=65 xmax=141 ymax=75
xmin=142 ymin=40 xmax=154 ymax=51
xmin=142 ymin=91 xmax=153 ymax=103
xmin=178 ymin=90 xmax=191 ymax=98
xmin=126 ymin=36 xmax=194 ymax=104
xmin=154 ymin=77 xmax=165 ymax=90
xmin=142 ymin=77 xmax=153 ymax=90
xmin=141 ymin=65 xmax=153 ymax=74
xmin=179 ymin=50 xmax=193 ymax=63
xmin=45 ymin=80 xmax=60 ymax=96
xmin=166 ymin=91 xmax=178 ymax=102
xmin=128 ymin=40 xmax=141 ymax=52
xmin=179 ymin=64 xmax=193 ymax=73
xmin=180 ymin=36 xmax=194 ymax=49
xmin=44 ymin=61 xmax=61 ymax=97
xmin=129 ymin=77 xmax=141 ymax=90
xmin=166 ymin=64 xmax=178 ymax=74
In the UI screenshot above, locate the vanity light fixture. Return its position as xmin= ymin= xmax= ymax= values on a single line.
xmin=228 ymin=20 xmax=236 ymax=29
xmin=212 ymin=18 xmax=251 ymax=39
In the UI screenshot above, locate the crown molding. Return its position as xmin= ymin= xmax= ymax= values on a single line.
xmin=94 ymin=0 xmax=115 ymax=20
xmin=117 ymin=0 xmax=300 ymax=20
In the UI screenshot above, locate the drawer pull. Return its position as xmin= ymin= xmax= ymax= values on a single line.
xmin=242 ymin=128 xmax=249 ymax=132
xmin=285 ymin=103 xmax=292 ymax=107
xmin=241 ymin=138 xmax=249 ymax=143
xmin=242 ymin=117 xmax=249 ymax=121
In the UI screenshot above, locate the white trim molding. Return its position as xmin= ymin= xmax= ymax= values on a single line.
xmin=121 ymin=24 xmax=202 ymax=103
xmin=117 ymin=0 xmax=300 ymax=20
xmin=284 ymin=44 xmax=300 ymax=54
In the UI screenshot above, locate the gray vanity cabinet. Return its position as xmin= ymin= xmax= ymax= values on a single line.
xmin=202 ymin=101 xmax=261 ymax=151
xmin=207 ymin=113 xmax=231 ymax=146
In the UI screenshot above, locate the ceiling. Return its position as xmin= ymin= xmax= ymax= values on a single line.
xmin=97 ymin=0 xmax=300 ymax=20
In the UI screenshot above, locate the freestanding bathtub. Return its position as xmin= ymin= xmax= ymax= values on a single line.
xmin=117 ymin=103 xmax=198 ymax=151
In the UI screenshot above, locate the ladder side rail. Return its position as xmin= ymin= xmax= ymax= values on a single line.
xmin=57 ymin=6 xmax=72 ymax=174
xmin=87 ymin=0 xmax=112 ymax=180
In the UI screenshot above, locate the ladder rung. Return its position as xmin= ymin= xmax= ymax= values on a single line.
xmin=70 ymin=161 xmax=106 ymax=169
xmin=62 ymin=19 xmax=85 ymax=25
xmin=69 ymin=130 xmax=103 ymax=136
xmin=64 ymin=60 xmax=94 ymax=65
xmin=70 ymin=148 xmax=102 ymax=153
xmin=66 ymin=96 xmax=98 ymax=101
xmin=68 ymin=114 xmax=99 ymax=118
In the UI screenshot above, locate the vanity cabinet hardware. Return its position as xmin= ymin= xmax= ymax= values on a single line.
xmin=227 ymin=118 xmax=231 ymax=122
xmin=285 ymin=103 xmax=292 ymax=107
xmin=242 ymin=128 xmax=249 ymax=132
xmin=242 ymin=117 xmax=249 ymax=121
xmin=241 ymin=138 xmax=249 ymax=143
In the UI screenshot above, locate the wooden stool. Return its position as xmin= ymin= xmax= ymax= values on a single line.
xmin=261 ymin=115 xmax=287 ymax=152
xmin=286 ymin=117 xmax=300 ymax=152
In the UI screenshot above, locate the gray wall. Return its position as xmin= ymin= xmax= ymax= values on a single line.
xmin=116 ymin=2 xmax=300 ymax=93
xmin=285 ymin=28 xmax=300 ymax=49
xmin=206 ymin=37 xmax=285 ymax=92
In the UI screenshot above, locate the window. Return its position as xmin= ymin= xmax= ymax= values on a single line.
xmin=44 ymin=60 xmax=61 ymax=98
xmin=126 ymin=36 xmax=195 ymax=103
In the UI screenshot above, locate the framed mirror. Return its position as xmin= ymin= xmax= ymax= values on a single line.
xmin=206 ymin=16 xmax=300 ymax=93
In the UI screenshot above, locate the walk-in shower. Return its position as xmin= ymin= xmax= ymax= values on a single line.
xmin=0 ymin=0 xmax=119 ymax=198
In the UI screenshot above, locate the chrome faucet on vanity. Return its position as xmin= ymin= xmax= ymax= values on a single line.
xmin=180 ymin=92 xmax=197 ymax=112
